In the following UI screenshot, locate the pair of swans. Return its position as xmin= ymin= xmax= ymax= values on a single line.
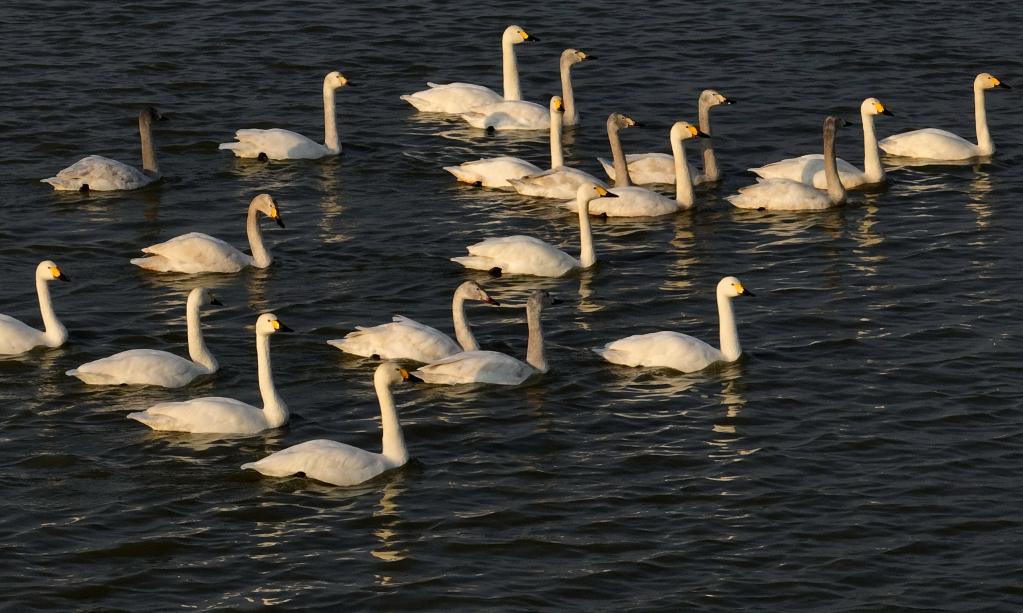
xmin=328 ymin=281 xmax=499 ymax=363
xmin=43 ymin=108 xmax=166 ymax=192
xmin=67 ymin=287 xmax=221 ymax=387
xmin=599 ymin=90 xmax=735 ymax=185
xmin=128 ymin=313 xmax=291 ymax=434
xmin=728 ymin=116 xmax=849 ymax=211
xmin=595 ymin=276 xmax=753 ymax=373
xmin=0 ymin=261 xmax=70 ymax=356
xmin=220 ymin=71 xmax=352 ymax=160
xmin=131 ymin=194 xmax=285 ymax=273
xmin=243 ymin=362 xmax=417 ymax=487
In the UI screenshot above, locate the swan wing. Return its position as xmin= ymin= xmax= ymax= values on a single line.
xmin=878 ymin=128 xmax=979 ymax=160
xmin=726 ymin=178 xmax=834 ymax=211
xmin=42 ymin=155 xmax=152 ymax=191
xmin=461 ymin=100 xmax=549 ymax=131
xmin=218 ymin=128 xmax=329 ymax=160
xmin=414 ymin=350 xmax=534 ymax=385
xmin=131 ymin=232 xmax=250 ymax=273
xmin=327 ymin=316 xmax=461 ymax=363
xmin=67 ymin=349 xmax=205 ymax=387
xmin=453 ymin=235 xmax=578 ymax=277
xmin=400 ymin=83 xmax=503 ymax=114
xmin=242 ymin=439 xmax=388 ymax=486
xmin=508 ymin=166 xmax=607 ymax=199
xmin=594 ymin=331 xmax=723 ymax=373
xmin=562 ymin=186 xmax=678 ymax=217
xmin=127 ymin=397 xmax=269 ymax=434
xmin=443 ymin=156 xmax=542 ymax=188
xmin=0 ymin=314 xmax=46 ymax=355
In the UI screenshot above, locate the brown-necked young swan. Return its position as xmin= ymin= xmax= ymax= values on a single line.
xmin=0 ymin=261 xmax=70 ymax=355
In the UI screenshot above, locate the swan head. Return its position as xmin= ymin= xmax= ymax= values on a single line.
xmin=550 ymin=96 xmax=564 ymax=114
xmin=376 ymin=362 xmax=423 ymax=387
xmin=139 ymin=107 xmax=166 ymax=125
xmin=700 ymin=90 xmax=735 ymax=107
xmin=455 ymin=281 xmax=499 ymax=306
xmin=861 ymin=97 xmax=893 ymax=117
xmin=504 ymin=25 xmax=537 ymax=44
xmin=325 ymin=71 xmax=352 ymax=89
xmin=527 ymin=289 xmax=561 ymax=312
xmin=823 ymin=115 xmax=850 ymax=137
xmin=561 ymin=48 xmax=592 ymax=65
xmin=670 ymin=121 xmax=709 ymax=142
xmin=252 ymin=193 xmax=285 ymax=228
xmin=608 ymin=113 xmax=638 ymax=132
xmin=975 ymin=73 xmax=1010 ymax=91
xmin=577 ymin=183 xmax=617 ymax=203
xmin=717 ymin=276 xmax=754 ymax=299
xmin=256 ymin=313 xmax=292 ymax=336
xmin=36 ymin=260 xmax=70 ymax=283
xmin=188 ymin=287 xmax=222 ymax=308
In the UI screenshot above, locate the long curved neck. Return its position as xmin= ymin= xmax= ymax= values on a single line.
xmin=139 ymin=115 xmax=159 ymax=176
xmin=672 ymin=135 xmax=695 ymax=208
xmin=577 ymin=194 xmax=596 ymax=268
xmin=375 ymin=379 xmax=408 ymax=466
xmin=860 ymin=108 xmax=883 ymax=183
xmin=525 ymin=305 xmax=548 ymax=373
xmin=323 ymin=83 xmax=340 ymax=154
xmin=716 ymin=293 xmax=741 ymax=362
xmin=698 ymin=100 xmax=719 ymax=182
xmin=974 ymin=84 xmax=993 ymax=155
xmin=502 ymin=38 xmax=521 ymax=100
xmin=36 ymin=279 xmax=66 ymax=348
xmin=451 ymin=294 xmax=479 ymax=352
xmin=560 ymin=57 xmax=578 ymax=126
xmin=550 ymin=109 xmax=564 ymax=168
xmin=822 ymin=125 xmax=846 ymax=205
xmin=246 ymin=204 xmax=272 ymax=268
xmin=256 ymin=333 xmax=288 ymax=428
xmin=185 ymin=298 xmax=217 ymax=373
xmin=608 ymin=122 xmax=631 ymax=187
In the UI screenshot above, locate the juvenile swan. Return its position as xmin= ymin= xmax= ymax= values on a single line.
xmin=328 ymin=281 xmax=499 ymax=363
xmin=414 ymin=290 xmax=557 ymax=385
xmin=242 ymin=363 xmax=418 ymax=487
xmin=219 ymin=71 xmax=351 ymax=160
xmin=0 ymin=261 xmax=70 ymax=356
xmin=131 ymin=194 xmax=285 ymax=273
xmin=127 ymin=313 xmax=291 ymax=434
xmin=750 ymin=98 xmax=893 ymax=189
xmin=401 ymin=25 xmax=538 ymax=114
xmin=727 ymin=116 xmax=848 ymax=211
xmin=454 ymin=184 xmax=615 ymax=277
xmin=594 ymin=276 xmax=753 ymax=373
xmin=67 ymin=288 xmax=221 ymax=387
xmin=42 ymin=107 xmax=166 ymax=191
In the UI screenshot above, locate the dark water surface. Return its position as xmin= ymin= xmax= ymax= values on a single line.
xmin=3 ymin=0 xmax=1023 ymax=609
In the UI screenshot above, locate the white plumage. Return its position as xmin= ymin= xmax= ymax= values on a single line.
xmin=0 ymin=261 xmax=69 ymax=356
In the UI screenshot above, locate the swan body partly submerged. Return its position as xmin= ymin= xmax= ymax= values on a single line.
xmin=0 ymin=261 xmax=70 ymax=356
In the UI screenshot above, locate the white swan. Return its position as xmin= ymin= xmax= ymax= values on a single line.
xmin=0 ymin=261 xmax=70 ymax=356
xmin=459 ymin=49 xmax=592 ymax=131
xmin=127 ymin=313 xmax=290 ymax=434
xmin=727 ymin=116 xmax=847 ymax=211
xmin=131 ymin=193 xmax=285 ymax=273
xmin=566 ymin=118 xmax=705 ymax=217
xmin=594 ymin=276 xmax=753 ymax=372
xmin=242 ymin=362 xmax=417 ymax=486
xmin=219 ymin=71 xmax=351 ymax=160
xmin=750 ymin=98 xmax=892 ymax=189
xmin=327 ymin=281 xmax=499 ymax=363
xmin=599 ymin=90 xmax=734 ymax=185
xmin=400 ymin=25 xmax=537 ymax=114
xmin=454 ymin=184 xmax=613 ymax=277
xmin=66 ymin=288 xmax=221 ymax=387
xmin=42 ymin=107 xmax=165 ymax=191
xmin=414 ymin=290 xmax=557 ymax=385
xmin=879 ymin=73 xmax=1010 ymax=161
xmin=507 ymin=96 xmax=607 ymax=199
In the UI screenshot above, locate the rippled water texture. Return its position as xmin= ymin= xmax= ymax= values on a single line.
xmin=2 ymin=0 xmax=1023 ymax=609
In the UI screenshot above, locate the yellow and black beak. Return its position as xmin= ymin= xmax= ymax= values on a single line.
xmin=53 ymin=268 xmax=70 ymax=282
xmin=737 ymin=284 xmax=754 ymax=297
xmin=482 ymin=294 xmax=500 ymax=306
xmin=271 ymin=319 xmax=293 ymax=332
xmin=269 ymin=203 xmax=285 ymax=228
xmin=209 ymin=295 xmax=223 ymax=306
xmin=595 ymin=186 xmax=618 ymax=198
xmin=399 ymin=368 xmax=424 ymax=383
xmin=521 ymin=31 xmax=538 ymax=42
xmin=995 ymin=79 xmax=1011 ymax=90
xmin=881 ymin=108 xmax=894 ymax=116
xmin=687 ymin=125 xmax=710 ymax=138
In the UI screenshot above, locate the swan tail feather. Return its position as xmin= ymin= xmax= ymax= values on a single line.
xmin=127 ymin=410 xmax=176 ymax=430
xmin=400 ymin=94 xmax=437 ymax=112
xmin=241 ymin=459 xmax=296 ymax=477
xmin=443 ymin=166 xmax=477 ymax=184
xmin=41 ymin=176 xmax=83 ymax=191
xmin=451 ymin=256 xmax=494 ymax=271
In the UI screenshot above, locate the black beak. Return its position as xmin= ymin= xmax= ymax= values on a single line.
xmin=601 ymin=190 xmax=620 ymax=198
xmin=407 ymin=372 xmax=424 ymax=383
xmin=998 ymin=82 xmax=1011 ymax=90
xmin=345 ymin=81 xmax=356 ymax=87
xmin=274 ymin=216 xmax=285 ymax=229
xmin=584 ymin=55 xmax=597 ymax=60
xmin=630 ymin=121 xmax=643 ymax=128
xmin=551 ymin=298 xmax=563 ymax=305
xmin=483 ymin=296 xmax=500 ymax=306
xmin=840 ymin=118 xmax=855 ymax=127
xmin=526 ymin=35 xmax=539 ymax=42
xmin=741 ymin=289 xmax=755 ymax=297
xmin=210 ymin=296 xmax=223 ymax=306
xmin=881 ymin=109 xmax=894 ymax=116
xmin=277 ymin=322 xmax=294 ymax=332
xmin=696 ymin=129 xmax=711 ymax=138
xmin=723 ymin=97 xmax=736 ymax=105
xmin=57 ymin=272 xmax=70 ymax=282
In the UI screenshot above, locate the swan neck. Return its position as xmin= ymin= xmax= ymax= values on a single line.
xmin=823 ymin=124 xmax=846 ymax=204
xmin=550 ymin=107 xmax=564 ymax=168
xmin=139 ymin=114 xmax=159 ymax=176
xmin=36 ymin=278 xmax=66 ymax=348
xmin=577 ymin=193 xmax=596 ymax=268
xmin=672 ymin=135 xmax=695 ymax=208
xmin=525 ymin=304 xmax=548 ymax=373
xmin=698 ymin=100 xmax=719 ymax=182
xmin=860 ymin=109 xmax=883 ymax=182
xmin=560 ymin=56 xmax=578 ymax=125
xmin=502 ymin=37 xmax=521 ymax=100
xmin=376 ymin=379 xmax=408 ymax=466
xmin=974 ymin=84 xmax=993 ymax=155
xmin=185 ymin=296 xmax=217 ymax=373
xmin=717 ymin=292 xmax=741 ymax=362
xmin=608 ymin=122 xmax=632 ymax=187
xmin=451 ymin=294 xmax=479 ymax=352
xmin=323 ymin=83 xmax=340 ymax=153
xmin=246 ymin=203 xmax=272 ymax=268
xmin=256 ymin=333 xmax=288 ymax=428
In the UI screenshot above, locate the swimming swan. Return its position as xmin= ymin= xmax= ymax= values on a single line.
xmin=879 ymin=73 xmax=1010 ymax=161
xmin=42 ymin=107 xmax=166 ymax=191
xmin=127 ymin=313 xmax=291 ymax=434
xmin=327 ymin=281 xmax=499 ymax=363
xmin=400 ymin=25 xmax=538 ymax=114
xmin=66 ymin=288 xmax=221 ymax=387
xmin=454 ymin=184 xmax=614 ymax=277
xmin=594 ymin=276 xmax=753 ymax=372
xmin=599 ymin=90 xmax=734 ymax=185
xmin=130 ymin=193 xmax=285 ymax=273
xmin=0 ymin=261 xmax=70 ymax=356
xmin=241 ymin=362 xmax=418 ymax=486
xmin=727 ymin=116 xmax=848 ymax=211
xmin=460 ymin=49 xmax=593 ymax=131
xmin=414 ymin=290 xmax=557 ymax=385
xmin=568 ymin=118 xmax=706 ymax=217
xmin=750 ymin=98 xmax=893 ymax=189
xmin=219 ymin=71 xmax=351 ymax=160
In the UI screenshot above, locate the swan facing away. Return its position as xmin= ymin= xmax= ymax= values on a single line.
xmin=414 ymin=290 xmax=557 ymax=385
xmin=42 ymin=107 xmax=166 ymax=191
xmin=728 ymin=116 xmax=848 ymax=211
xmin=131 ymin=194 xmax=285 ymax=273
xmin=219 ymin=71 xmax=351 ymax=160
xmin=328 ymin=281 xmax=499 ymax=363
xmin=67 ymin=288 xmax=221 ymax=387
xmin=127 ymin=313 xmax=291 ymax=435
xmin=879 ymin=73 xmax=1010 ymax=161
xmin=599 ymin=90 xmax=734 ymax=185
xmin=750 ymin=98 xmax=893 ymax=189
xmin=242 ymin=362 xmax=418 ymax=487
xmin=594 ymin=276 xmax=753 ymax=373
xmin=0 ymin=261 xmax=70 ymax=356
xmin=400 ymin=25 xmax=537 ymax=114
xmin=454 ymin=184 xmax=614 ymax=277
